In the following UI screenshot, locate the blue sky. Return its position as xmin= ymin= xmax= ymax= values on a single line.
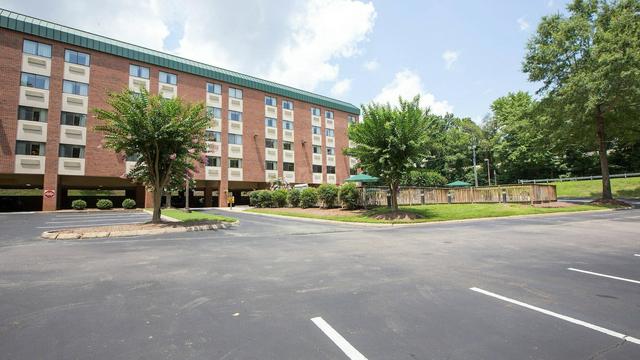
xmin=2 ymin=0 xmax=570 ymax=121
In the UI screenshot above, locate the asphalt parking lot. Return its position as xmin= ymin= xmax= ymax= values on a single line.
xmin=0 ymin=208 xmax=638 ymax=359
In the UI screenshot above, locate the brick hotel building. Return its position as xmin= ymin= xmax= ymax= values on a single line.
xmin=0 ymin=9 xmax=360 ymax=211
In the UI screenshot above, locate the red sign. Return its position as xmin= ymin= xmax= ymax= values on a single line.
xmin=44 ymin=190 xmax=55 ymax=198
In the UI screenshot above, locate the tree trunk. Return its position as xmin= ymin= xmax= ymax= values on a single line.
xmin=595 ymin=108 xmax=613 ymax=200
xmin=152 ymin=189 xmax=163 ymax=223
xmin=389 ymin=183 xmax=399 ymax=211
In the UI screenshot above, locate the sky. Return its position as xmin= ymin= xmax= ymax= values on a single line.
xmin=0 ymin=0 xmax=570 ymax=122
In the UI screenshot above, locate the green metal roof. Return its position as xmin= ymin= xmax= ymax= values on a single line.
xmin=344 ymin=173 xmax=380 ymax=183
xmin=0 ymin=8 xmax=360 ymax=115
xmin=446 ymin=181 xmax=472 ymax=187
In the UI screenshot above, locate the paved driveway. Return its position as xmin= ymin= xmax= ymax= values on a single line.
xmin=0 ymin=208 xmax=639 ymax=359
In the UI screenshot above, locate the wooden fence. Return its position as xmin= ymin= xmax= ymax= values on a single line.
xmin=359 ymin=184 xmax=557 ymax=207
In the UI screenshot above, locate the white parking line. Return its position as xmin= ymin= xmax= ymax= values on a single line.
xmin=37 ymin=221 xmax=147 ymax=229
xmin=52 ymin=215 xmax=147 ymax=220
xmin=470 ymin=287 xmax=640 ymax=345
xmin=567 ymin=268 xmax=640 ymax=285
xmin=634 ymin=254 xmax=640 ymax=257
xmin=46 ymin=217 xmax=148 ymax=224
xmin=311 ymin=317 xmax=368 ymax=360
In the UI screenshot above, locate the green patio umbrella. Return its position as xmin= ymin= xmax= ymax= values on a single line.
xmin=344 ymin=173 xmax=379 ymax=183
xmin=446 ymin=180 xmax=472 ymax=187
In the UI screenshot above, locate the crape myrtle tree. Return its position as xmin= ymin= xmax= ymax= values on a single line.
xmin=523 ymin=0 xmax=640 ymax=200
xmin=94 ymin=88 xmax=210 ymax=222
xmin=345 ymin=96 xmax=430 ymax=211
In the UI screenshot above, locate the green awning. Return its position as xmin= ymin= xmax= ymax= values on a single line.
xmin=446 ymin=181 xmax=472 ymax=187
xmin=344 ymin=174 xmax=379 ymax=183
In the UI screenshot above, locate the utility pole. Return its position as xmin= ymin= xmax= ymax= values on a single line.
xmin=472 ymin=145 xmax=478 ymax=187
xmin=493 ymin=168 xmax=498 ymax=186
xmin=185 ymin=179 xmax=190 ymax=212
xmin=485 ymin=158 xmax=491 ymax=186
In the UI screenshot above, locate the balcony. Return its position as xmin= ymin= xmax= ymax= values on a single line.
xmin=61 ymin=93 xmax=88 ymax=114
xmin=159 ymin=83 xmax=177 ymax=99
xmin=312 ymin=153 xmax=323 ymax=165
xmin=206 ymin=142 xmax=221 ymax=156
xmin=64 ymin=63 xmax=90 ymax=83
xmin=265 ymin=105 xmax=278 ymax=118
xmin=312 ymin=115 xmax=321 ymax=127
xmin=206 ymin=93 xmax=222 ymax=108
xmin=14 ymin=155 xmax=45 ymax=174
xmin=228 ymin=144 xmax=243 ymax=158
xmin=265 ymin=148 xmax=278 ymax=161
xmin=327 ymin=174 xmax=337 ymax=184
xmin=228 ymin=168 xmax=243 ymax=181
xmin=325 ymin=118 xmax=334 ymax=129
xmin=283 ymin=171 xmax=295 ymax=183
xmin=350 ymin=157 xmax=359 ymax=167
xmin=283 ymin=150 xmax=294 ymax=162
xmin=228 ymin=97 xmax=243 ymax=112
xmin=265 ymin=127 xmax=277 ymax=139
xmin=21 ymin=54 xmax=50 ymax=76
xmin=282 ymin=109 xmax=294 ymax=121
xmin=265 ymin=170 xmax=278 ymax=182
xmin=16 ymin=120 xmax=47 ymax=142
xmin=326 ymin=155 xmax=336 ymax=166
xmin=58 ymin=158 xmax=85 ymax=176
xmin=128 ymin=76 xmax=150 ymax=92
xmin=59 ymin=125 xmax=86 ymax=145
xmin=312 ymin=134 xmax=322 ymax=146
xmin=209 ymin=118 xmax=221 ymax=131
xmin=312 ymin=173 xmax=322 ymax=184
xmin=205 ymin=166 xmax=221 ymax=180
xmin=125 ymin=161 xmax=137 ymax=174
xmin=326 ymin=137 xmax=335 ymax=147
xmin=283 ymin=130 xmax=294 ymax=142
xmin=19 ymin=86 xmax=49 ymax=108
xmin=228 ymin=121 xmax=243 ymax=135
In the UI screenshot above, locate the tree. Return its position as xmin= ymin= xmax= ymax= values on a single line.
xmin=345 ymin=96 xmax=430 ymax=211
xmin=523 ymin=0 xmax=640 ymax=199
xmin=94 ymin=89 xmax=209 ymax=222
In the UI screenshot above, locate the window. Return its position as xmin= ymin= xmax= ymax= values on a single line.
xmin=207 ymin=156 xmax=221 ymax=167
xmin=265 ymin=139 xmax=277 ymax=149
xmin=18 ymin=106 xmax=47 ymax=122
xmin=126 ymin=154 xmax=139 ymax=162
xmin=63 ymin=80 xmax=88 ymax=96
xmin=312 ymin=145 xmax=322 ymax=154
xmin=282 ymin=100 xmax=293 ymax=110
xmin=265 ymin=117 xmax=277 ymax=128
xmin=228 ymin=111 xmax=243 ymax=122
xmin=207 ymin=107 xmax=222 ymax=119
xmin=326 ymin=147 xmax=335 ymax=155
xmin=283 ymin=141 xmax=293 ymax=151
xmin=159 ymin=71 xmax=177 ymax=85
xmin=59 ymin=144 xmax=85 ymax=158
xmin=207 ymin=83 xmax=221 ymax=94
xmin=311 ymin=107 xmax=321 ymax=116
xmin=229 ymin=158 xmax=243 ymax=168
xmin=61 ymin=112 xmax=87 ymax=127
xmin=129 ymin=64 xmax=150 ymax=79
xmin=326 ymin=166 xmax=336 ymax=174
xmin=23 ymin=39 xmax=51 ymax=58
xmin=64 ymin=49 xmax=90 ymax=66
xmin=283 ymin=120 xmax=294 ymax=130
xmin=265 ymin=161 xmax=277 ymax=171
xmin=312 ymin=164 xmax=323 ymax=173
xmin=325 ymin=128 xmax=335 ymax=137
xmin=325 ymin=110 xmax=334 ymax=119
xmin=348 ymin=115 xmax=356 ymax=125
xmin=205 ymin=130 xmax=221 ymax=142
xmin=229 ymin=87 xmax=242 ymax=99
xmin=312 ymin=126 xmax=321 ymax=135
xmin=228 ymin=134 xmax=243 ymax=145
xmin=20 ymin=72 xmax=49 ymax=90
xmin=265 ymin=96 xmax=277 ymax=106
xmin=15 ymin=141 xmax=45 ymax=156
xmin=283 ymin=162 xmax=294 ymax=171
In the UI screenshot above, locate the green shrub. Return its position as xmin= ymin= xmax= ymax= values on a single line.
xmin=96 ymin=199 xmax=113 ymax=210
xmin=71 ymin=199 xmax=87 ymax=210
xmin=402 ymin=169 xmax=448 ymax=187
xmin=317 ymin=184 xmax=339 ymax=208
xmin=255 ymin=190 xmax=273 ymax=208
xmin=300 ymin=188 xmax=319 ymax=208
xmin=287 ymin=188 xmax=301 ymax=207
xmin=339 ymin=183 xmax=359 ymax=210
xmin=122 ymin=198 xmax=136 ymax=209
xmin=249 ymin=190 xmax=261 ymax=207
xmin=272 ymin=189 xmax=288 ymax=207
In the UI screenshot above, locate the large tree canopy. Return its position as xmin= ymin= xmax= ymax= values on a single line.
xmin=523 ymin=0 xmax=640 ymax=199
xmin=94 ymin=89 xmax=209 ymax=222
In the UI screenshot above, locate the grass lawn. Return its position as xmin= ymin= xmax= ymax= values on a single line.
xmin=553 ymin=177 xmax=640 ymax=199
xmin=248 ymin=203 xmax=613 ymax=224
xmin=160 ymin=209 xmax=236 ymax=223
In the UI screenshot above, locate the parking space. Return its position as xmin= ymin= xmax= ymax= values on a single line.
xmin=0 ymin=208 xmax=638 ymax=359
xmin=36 ymin=211 xmax=151 ymax=230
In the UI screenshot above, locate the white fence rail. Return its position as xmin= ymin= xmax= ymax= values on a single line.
xmin=519 ymin=173 xmax=640 ymax=184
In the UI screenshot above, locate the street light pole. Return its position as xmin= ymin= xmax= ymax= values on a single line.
xmin=472 ymin=145 xmax=478 ymax=187
xmin=185 ymin=178 xmax=190 ymax=212
xmin=485 ymin=158 xmax=491 ymax=186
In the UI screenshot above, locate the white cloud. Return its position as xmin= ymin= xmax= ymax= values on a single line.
xmin=517 ymin=17 xmax=530 ymax=31
xmin=442 ymin=50 xmax=459 ymax=70
xmin=330 ymin=78 xmax=352 ymax=97
xmin=363 ymin=59 xmax=379 ymax=71
xmin=373 ymin=70 xmax=453 ymax=115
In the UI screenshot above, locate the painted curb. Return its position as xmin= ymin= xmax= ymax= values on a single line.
xmin=41 ymin=222 xmax=231 ymax=240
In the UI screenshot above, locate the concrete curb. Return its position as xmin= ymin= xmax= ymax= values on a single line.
xmin=41 ymin=222 xmax=232 ymax=240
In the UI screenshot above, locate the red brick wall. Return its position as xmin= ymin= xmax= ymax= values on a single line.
xmin=0 ymin=29 xmax=21 ymax=173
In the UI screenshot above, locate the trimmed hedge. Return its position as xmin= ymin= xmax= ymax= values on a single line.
xmin=122 ymin=198 xmax=136 ymax=209
xmin=300 ymin=188 xmax=319 ymax=208
xmin=317 ymin=184 xmax=339 ymax=208
xmin=287 ymin=188 xmax=301 ymax=207
xmin=339 ymin=183 xmax=359 ymax=210
xmin=96 ymin=199 xmax=113 ymax=210
xmin=272 ymin=189 xmax=288 ymax=207
xmin=251 ymin=190 xmax=273 ymax=208
xmin=71 ymin=199 xmax=87 ymax=210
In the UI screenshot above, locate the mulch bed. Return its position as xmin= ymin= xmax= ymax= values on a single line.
xmin=590 ymin=198 xmax=632 ymax=207
xmin=51 ymin=221 xmax=214 ymax=235
xmin=372 ymin=211 xmax=424 ymax=220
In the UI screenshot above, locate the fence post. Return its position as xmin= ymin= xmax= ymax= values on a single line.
xmin=421 ymin=189 xmax=425 ymax=205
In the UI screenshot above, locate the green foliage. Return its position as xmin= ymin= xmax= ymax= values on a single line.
xmin=96 ymin=199 xmax=113 ymax=210
xmin=121 ymin=198 xmax=136 ymax=209
xmin=252 ymin=190 xmax=273 ymax=208
xmin=317 ymin=184 xmax=339 ymax=208
xmin=338 ymin=183 xmax=359 ymax=210
xmin=71 ymin=199 xmax=87 ymax=210
xmin=272 ymin=189 xmax=288 ymax=208
xmin=287 ymin=188 xmax=301 ymax=207
xmin=345 ymin=96 xmax=431 ymax=210
xmin=402 ymin=169 xmax=448 ymax=187
xmin=249 ymin=190 xmax=260 ymax=207
xmin=300 ymin=188 xmax=319 ymax=209
xmin=94 ymin=88 xmax=209 ymax=221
